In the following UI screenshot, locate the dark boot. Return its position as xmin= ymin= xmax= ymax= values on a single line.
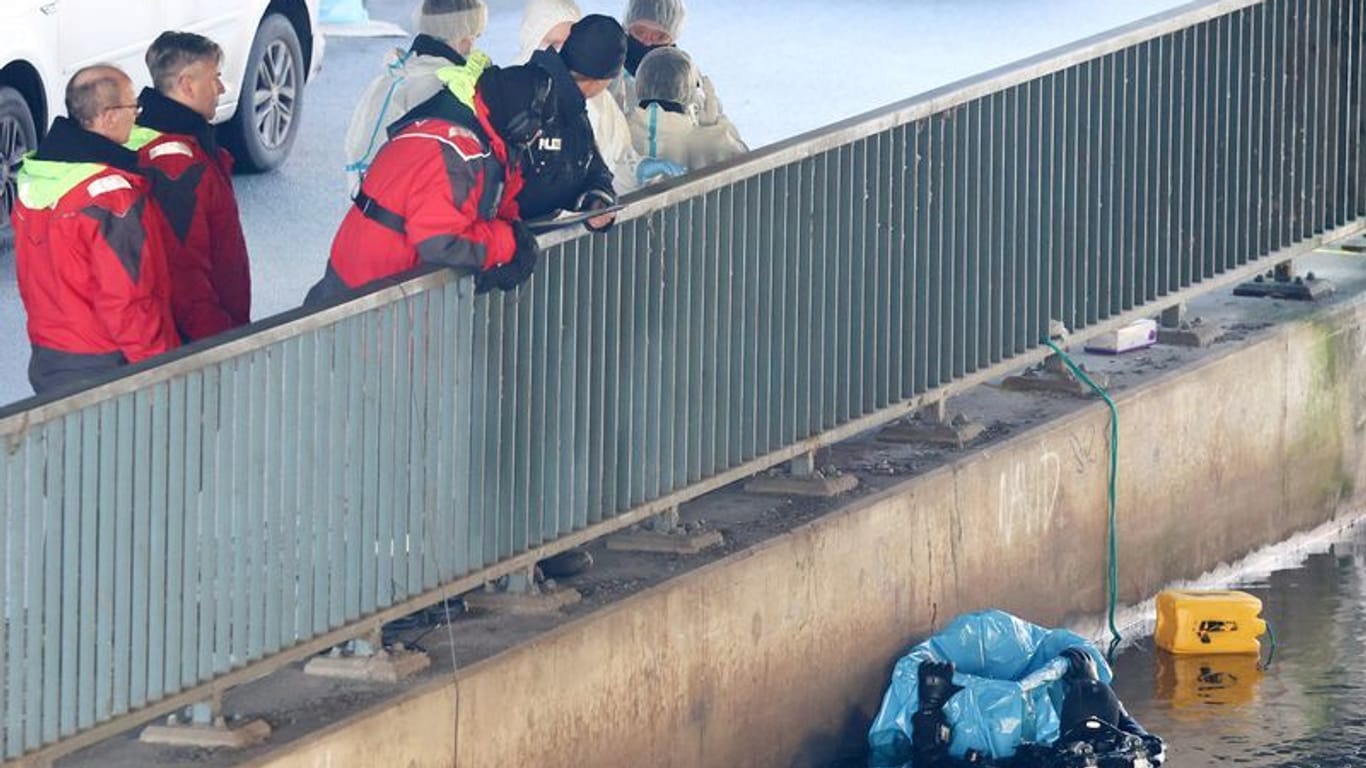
xmin=538 ymin=547 xmax=594 ymax=579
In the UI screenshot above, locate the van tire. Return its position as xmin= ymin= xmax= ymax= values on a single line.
xmin=0 ymin=85 xmax=39 ymax=249
xmin=221 ymin=13 xmax=304 ymax=173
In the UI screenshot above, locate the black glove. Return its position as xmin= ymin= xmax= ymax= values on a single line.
xmin=476 ymin=221 xmax=540 ymax=294
xmin=917 ymin=660 xmax=963 ymax=712
xmin=1061 ymin=646 xmax=1099 ymax=682
xmin=1139 ymin=733 xmax=1166 ymax=765
xmin=910 ymin=709 xmax=953 ymax=767
xmin=576 ymin=188 xmax=616 ymax=233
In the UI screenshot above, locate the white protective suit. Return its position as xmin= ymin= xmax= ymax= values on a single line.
xmin=627 ymin=47 xmax=746 ymax=182
xmin=628 ymin=104 xmax=747 ymax=180
xmin=613 ymin=71 xmax=743 ymax=151
xmin=342 ymin=3 xmax=491 ymax=194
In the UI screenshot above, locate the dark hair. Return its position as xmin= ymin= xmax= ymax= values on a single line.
xmin=145 ymin=31 xmax=223 ymax=93
xmin=65 ymin=65 xmax=128 ymax=127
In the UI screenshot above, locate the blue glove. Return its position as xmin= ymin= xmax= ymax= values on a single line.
xmin=636 ymin=157 xmax=687 ymax=186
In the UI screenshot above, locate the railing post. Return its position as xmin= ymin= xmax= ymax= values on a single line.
xmin=788 ymin=452 xmax=818 ymax=479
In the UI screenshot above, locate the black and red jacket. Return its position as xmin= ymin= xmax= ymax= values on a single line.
xmin=307 ymin=86 xmax=523 ymax=304
xmin=520 ymin=48 xmax=615 ymax=219
xmin=11 ymin=117 xmax=179 ymax=395
xmin=131 ymin=87 xmax=252 ymax=340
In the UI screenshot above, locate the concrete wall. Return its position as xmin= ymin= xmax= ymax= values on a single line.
xmin=248 ymin=299 xmax=1366 ymax=768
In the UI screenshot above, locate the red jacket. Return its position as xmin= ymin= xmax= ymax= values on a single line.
xmin=12 ymin=117 xmax=179 ymax=393
xmin=132 ymin=88 xmax=252 ymax=340
xmin=310 ymin=89 xmax=521 ymax=302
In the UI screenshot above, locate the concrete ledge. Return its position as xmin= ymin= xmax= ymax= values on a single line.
xmin=245 ymin=296 xmax=1366 ymax=768
xmin=247 ymin=687 xmax=455 ymax=768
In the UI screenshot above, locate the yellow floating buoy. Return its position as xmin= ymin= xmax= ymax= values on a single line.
xmin=1155 ymin=589 xmax=1267 ymax=655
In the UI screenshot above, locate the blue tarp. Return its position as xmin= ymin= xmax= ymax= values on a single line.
xmin=868 ymin=610 xmax=1111 ymax=766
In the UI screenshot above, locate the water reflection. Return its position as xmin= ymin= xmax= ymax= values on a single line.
xmin=1112 ymin=524 xmax=1366 ymax=767
xmin=1152 ymin=653 xmax=1263 ymax=715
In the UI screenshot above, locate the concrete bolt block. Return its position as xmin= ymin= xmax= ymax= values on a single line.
xmin=304 ymin=644 xmax=433 ymax=683
xmin=140 ymin=717 xmax=272 ymax=749
xmin=463 ymin=585 xmax=583 ymax=615
xmin=880 ymin=411 xmax=984 ymax=448
xmin=1157 ymin=317 xmax=1221 ymax=348
xmin=605 ymin=527 xmax=725 ymax=555
xmin=745 ymin=468 xmax=859 ymax=497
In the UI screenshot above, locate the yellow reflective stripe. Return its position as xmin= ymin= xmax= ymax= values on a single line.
xmin=15 ymin=157 xmax=106 ymax=210
xmin=434 ymin=50 xmax=490 ymax=108
xmin=125 ymin=125 xmax=163 ymax=151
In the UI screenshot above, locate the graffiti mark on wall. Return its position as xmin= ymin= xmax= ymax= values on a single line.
xmin=996 ymin=451 xmax=1062 ymax=543
xmin=1069 ymin=426 xmax=1104 ymax=474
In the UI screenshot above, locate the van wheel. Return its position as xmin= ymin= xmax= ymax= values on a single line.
xmin=0 ymin=86 xmax=38 ymax=249
xmin=221 ymin=13 xmax=304 ymax=173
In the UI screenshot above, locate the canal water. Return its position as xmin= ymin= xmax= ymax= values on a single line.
xmin=1109 ymin=520 xmax=1366 ymax=767
xmin=835 ymin=519 xmax=1366 ymax=767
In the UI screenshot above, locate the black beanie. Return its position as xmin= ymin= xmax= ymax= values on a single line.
xmin=560 ymin=14 xmax=627 ymax=80
xmin=478 ymin=65 xmax=555 ymax=146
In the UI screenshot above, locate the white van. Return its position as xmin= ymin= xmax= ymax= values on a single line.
xmin=0 ymin=0 xmax=325 ymax=241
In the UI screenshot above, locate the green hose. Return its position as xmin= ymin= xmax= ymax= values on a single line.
xmin=1040 ymin=338 xmax=1123 ymax=659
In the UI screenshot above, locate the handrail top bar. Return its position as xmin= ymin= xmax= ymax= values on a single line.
xmin=0 ymin=0 xmax=1253 ymax=436
xmin=0 ymin=266 xmax=460 ymax=435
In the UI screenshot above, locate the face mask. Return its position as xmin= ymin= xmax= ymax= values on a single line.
xmin=625 ymin=36 xmax=673 ymax=77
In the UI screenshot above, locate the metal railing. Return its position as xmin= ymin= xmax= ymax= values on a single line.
xmin=2 ymin=0 xmax=1363 ymax=761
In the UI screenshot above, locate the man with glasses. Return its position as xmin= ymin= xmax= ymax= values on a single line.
xmin=130 ymin=31 xmax=252 ymax=342
xmin=9 ymin=64 xmax=179 ymax=395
